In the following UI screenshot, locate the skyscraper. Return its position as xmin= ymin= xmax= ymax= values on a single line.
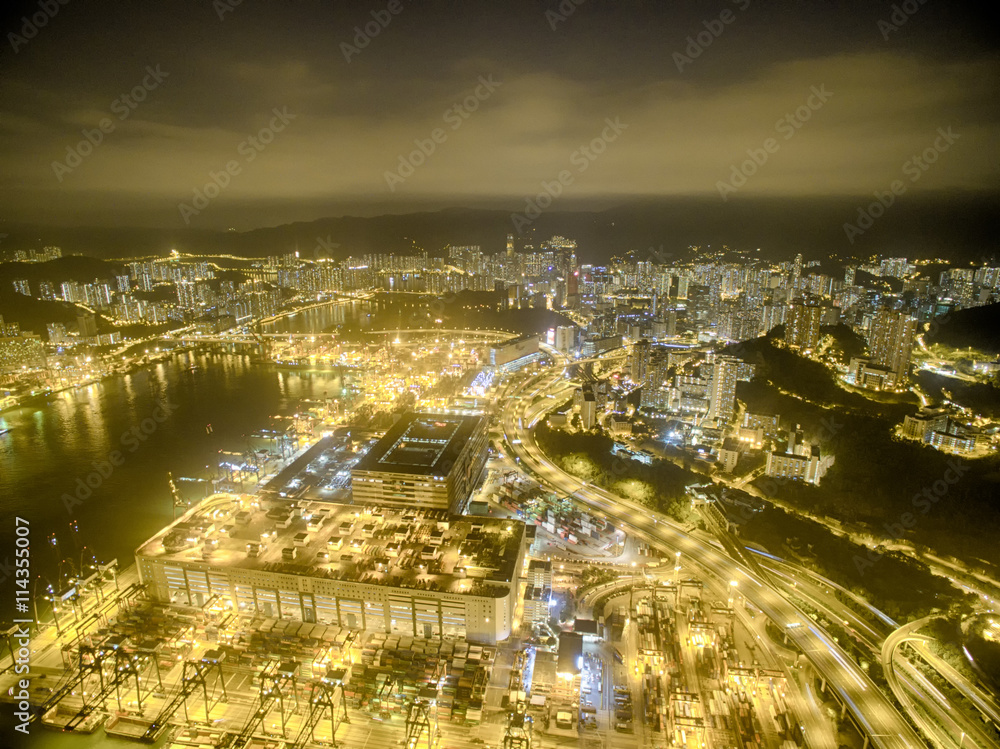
xmin=867 ymin=309 xmax=919 ymax=386
xmin=675 ymin=276 xmax=690 ymax=300
xmin=554 ymin=325 xmax=576 ymax=354
xmin=630 ymin=339 xmax=652 ymax=384
xmin=785 ymin=302 xmax=822 ymax=351
xmin=61 ymin=281 xmax=82 ymax=303
xmin=76 ymin=312 xmax=98 ymax=338
xmin=707 ymin=356 xmax=739 ymax=422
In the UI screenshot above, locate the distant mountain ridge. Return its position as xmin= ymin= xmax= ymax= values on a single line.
xmin=1 ymin=193 xmax=997 ymax=265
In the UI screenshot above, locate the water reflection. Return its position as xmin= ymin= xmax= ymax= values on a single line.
xmin=0 ymin=301 xmax=371 ymax=591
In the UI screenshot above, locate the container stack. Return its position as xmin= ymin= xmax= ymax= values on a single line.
xmin=240 ymin=619 xmax=359 ymax=681
xmin=340 ymin=634 xmax=494 ymax=726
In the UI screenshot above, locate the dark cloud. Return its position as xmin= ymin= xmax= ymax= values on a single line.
xmin=0 ymin=0 xmax=996 ymax=228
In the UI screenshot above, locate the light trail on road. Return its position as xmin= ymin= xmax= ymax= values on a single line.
xmin=502 ymin=363 xmax=925 ymax=749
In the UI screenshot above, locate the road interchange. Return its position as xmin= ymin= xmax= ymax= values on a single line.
xmin=499 ymin=359 xmax=933 ymax=749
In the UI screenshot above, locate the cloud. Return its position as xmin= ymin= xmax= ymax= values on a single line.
xmin=0 ymin=0 xmax=995 ymax=227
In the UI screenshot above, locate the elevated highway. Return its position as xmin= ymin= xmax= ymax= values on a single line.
xmin=501 ymin=365 xmax=924 ymax=749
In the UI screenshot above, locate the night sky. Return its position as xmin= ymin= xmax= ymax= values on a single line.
xmin=0 ymin=0 xmax=996 ymax=229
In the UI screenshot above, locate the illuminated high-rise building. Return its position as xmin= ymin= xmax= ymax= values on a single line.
xmin=879 ymin=257 xmax=909 ymax=279
xmin=630 ymin=339 xmax=652 ymax=384
xmin=867 ymin=308 xmax=918 ymax=386
xmin=707 ymin=356 xmax=739 ymax=422
xmin=785 ymin=302 xmax=822 ymax=351
xmin=675 ymin=276 xmax=689 ymax=300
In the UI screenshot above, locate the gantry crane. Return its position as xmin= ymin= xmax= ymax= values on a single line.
xmin=141 ymin=650 xmax=227 ymax=741
xmin=289 ymin=668 xmax=350 ymax=748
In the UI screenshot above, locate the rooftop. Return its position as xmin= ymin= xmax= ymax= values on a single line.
xmin=353 ymin=412 xmax=485 ymax=477
xmin=556 ymin=631 xmax=584 ymax=676
xmin=137 ymin=494 xmax=523 ymax=598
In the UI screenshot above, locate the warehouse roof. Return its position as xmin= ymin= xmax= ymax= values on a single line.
xmin=353 ymin=412 xmax=485 ymax=477
xmin=556 ymin=632 xmax=583 ymax=677
xmin=137 ymin=494 xmax=523 ymax=598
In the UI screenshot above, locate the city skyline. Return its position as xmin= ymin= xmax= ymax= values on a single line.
xmin=3 ymin=3 xmax=1000 ymax=749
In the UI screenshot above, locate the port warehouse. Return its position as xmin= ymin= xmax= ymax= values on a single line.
xmin=36 ymin=592 xmax=503 ymax=735
xmin=136 ymin=492 xmax=526 ymax=645
xmin=488 ymin=333 xmax=541 ymax=371
xmin=350 ymin=412 xmax=489 ymax=513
